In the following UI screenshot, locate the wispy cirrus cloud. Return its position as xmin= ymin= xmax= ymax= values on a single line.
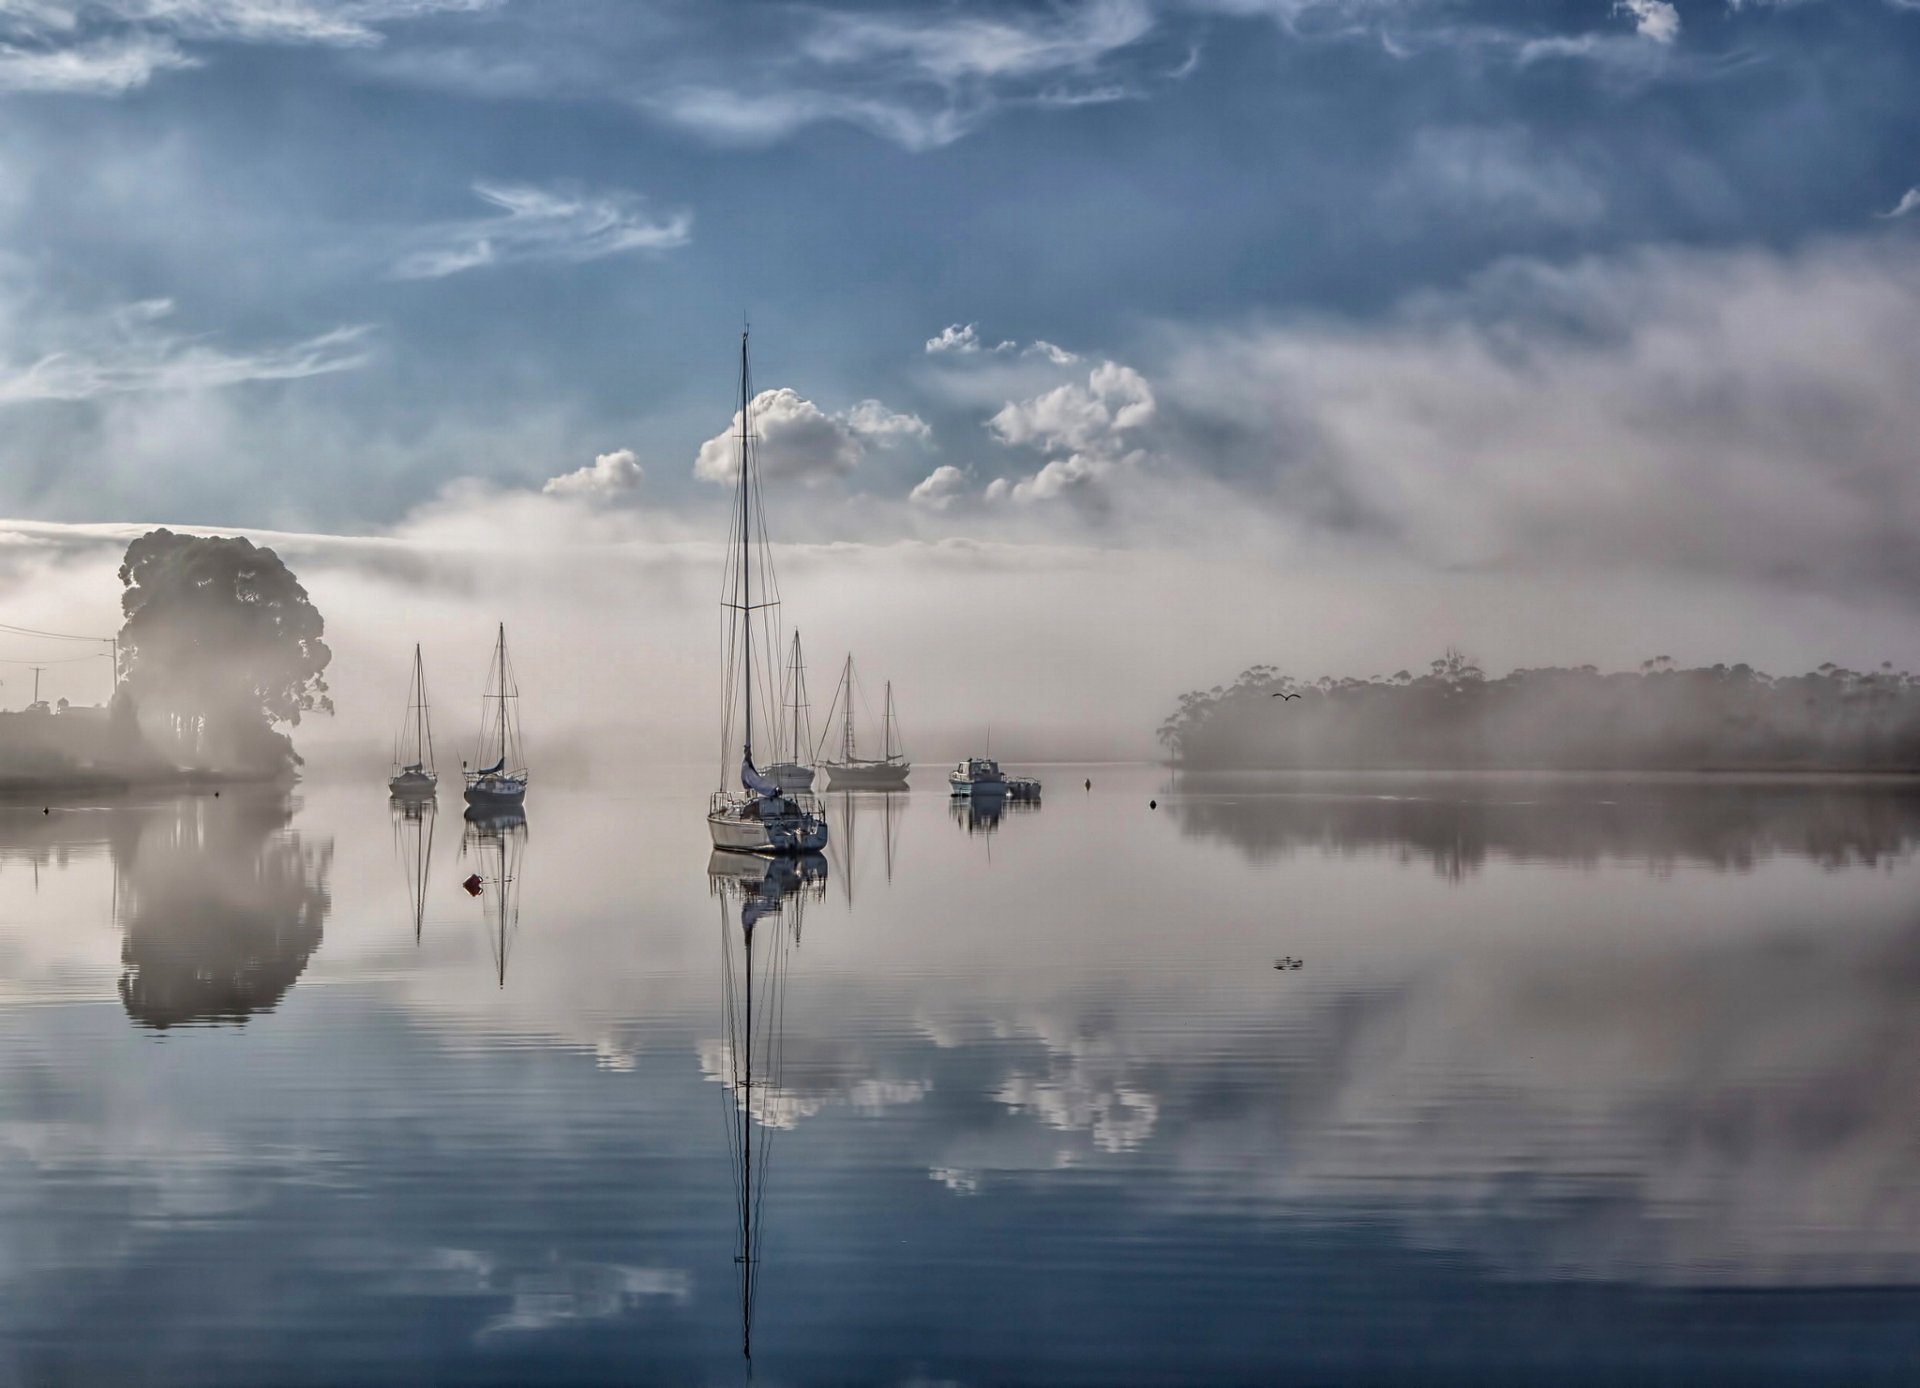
xmin=390 ymin=181 xmax=691 ymax=280
xmin=0 ymin=0 xmax=494 ymax=94
xmin=0 ymin=298 xmax=370 ymax=403
xmin=1880 ymin=186 xmax=1920 ymax=219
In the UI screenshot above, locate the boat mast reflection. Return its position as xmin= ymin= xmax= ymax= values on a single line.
xmin=824 ymin=789 xmax=905 ymax=909
xmin=392 ymin=795 xmax=435 ymax=944
xmin=708 ymin=849 xmax=827 ymax=1362
xmin=461 ymin=807 xmax=526 ymax=987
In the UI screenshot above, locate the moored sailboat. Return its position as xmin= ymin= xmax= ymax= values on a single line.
xmin=764 ymin=631 xmax=816 ymax=794
xmin=388 ymin=643 xmax=438 ymax=799
xmin=464 ymin=623 xmax=528 ymax=810
xmin=819 ymin=656 xmax=911 ymax=790
xmin=707 ymin=331 xmax=828 ymax=855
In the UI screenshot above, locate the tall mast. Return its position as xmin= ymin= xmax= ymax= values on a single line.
xmin=496 ymin=623 xmax=507 ymax=769
xmin=739 ymin=331 xmax=754 ymax=769
xmin=842 ymin=656 xmax=856 ymax=763
xmin=884 ymin=681 xmax=895 ymax=762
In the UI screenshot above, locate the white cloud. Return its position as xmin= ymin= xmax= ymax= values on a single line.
xmin=989 ymin=360 xmax=1155 ymax=455
xmin=0 ymin=1 xmax=496 ymax=96
xmin=801 ymin=0 xmax=1155 ymax=84
xmin=542 ymin=448 xmax=642 ymax=502
xmin=843 ymin=398 xmax=931 ymax=444
xmin=694 ymin=388 xmax=931 ymax=485
xmin=392 ymin=181 xmax=691 ymax=280
xmin=0 ymin=299 xmax=370 ymax=403
xmin=926 ymin=323 xmax=982 ymax=354
xmin=1616 ymin=0 xmax=1680 ymax=43
xmin=0 ymin=32 xmax=193 ymax=92
xmin=1880 ymin=186 xmax=1920 ymax=219
xmin=1025 ymin=340 xmax=1080 ymax=365
xmin=694 ymin=387 xmax=860 ymax=485
xmin=910 ymin=464 xmax=967 ymax=510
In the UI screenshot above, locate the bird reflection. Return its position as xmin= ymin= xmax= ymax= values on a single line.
xmin=824 ymin=790 xmax=904 ymax=909
xmin=708 ymin=848 xmax=827 ymax=1363
xmin=392 ymin=795 xmax=436 ymax=944
xmin=461 ymin=807 xmax=526 ymax=987
xmin=115 ymin=789 xmax=332 ymax=1030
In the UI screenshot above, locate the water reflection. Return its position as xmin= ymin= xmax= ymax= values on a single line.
xmin=114 ymin=789 xmax=332 ymax=1029
xmin=1171 ymin=772 xmax=1920 ymax=876
xmin=825 ymin=789 xmax=903 ymax=907
xmin=949 ymin=786 xmax=1041 ymax=839
xmin=460 ymin=808 xmax=526 ymax=987
xmin=708 ymin=850 xmax=827 ymax=1361
xmin=391 ymin=796 xmax=436 ymax=944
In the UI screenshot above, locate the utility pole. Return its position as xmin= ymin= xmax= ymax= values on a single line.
xmin=30 ymin=666 xmax=44 ymax=707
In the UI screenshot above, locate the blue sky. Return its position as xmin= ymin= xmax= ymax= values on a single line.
xmin=2 ymin=0 xmax=1916 ymax=523
xmin=3 ymin=0 xmax=1920 ymax=723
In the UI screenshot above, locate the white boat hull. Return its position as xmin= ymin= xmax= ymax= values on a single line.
xmin=708 ymin=796 xmax=828 ymax=854
xmin=949 ymin=776 xmax=1006 ymax=797
xmin=824 ymin=759 xmax=910 ymax=790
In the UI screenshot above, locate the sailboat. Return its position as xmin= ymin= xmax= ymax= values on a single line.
xmin=707 ymin=331 xmax=829 ymax=855
xmin=388 ymin=643 xmax=437 ymax=798
xmin=464 ymin=623 xmax=528 ymax=810
xmin=818 ymin=656 xmax=911 ymax=790
xmin=764 ymin=631 xmax=816 ymax=794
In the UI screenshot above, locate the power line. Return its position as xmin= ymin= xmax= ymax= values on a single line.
xmin=0 ymin=652 xmax=109 ymax=665
xmin=0 ymin=621 xmax=112 ymax=644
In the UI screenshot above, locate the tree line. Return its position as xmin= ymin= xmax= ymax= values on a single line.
xmin=1159 ymin=650 xmax=1920 ymax=771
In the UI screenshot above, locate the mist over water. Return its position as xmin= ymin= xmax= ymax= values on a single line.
xmin=0 ymin=767 xmax=1917 ymax=1383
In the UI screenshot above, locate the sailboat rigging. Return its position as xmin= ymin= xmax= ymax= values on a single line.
xmin=388 ymin=643 xmax=437 ymax=799
xmin=392 ymin=796 xmax=435 ymax=944
xmin=462 ymin=811 xmax=525 ymax=987
xmin=764 ymin=630 xmax=816 ymax=794
xmin=817 ymin=656 xmax=910 ymax=789
xmin=707 ymin=331 xmax=828 ymax=855
xmin=464 ymin=623 xmax=528 ymax=810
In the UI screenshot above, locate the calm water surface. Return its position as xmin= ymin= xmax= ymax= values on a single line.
xmin=2 ymin=767 xmax=1919 ymax=1385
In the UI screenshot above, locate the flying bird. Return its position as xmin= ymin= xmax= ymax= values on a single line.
xmin=1272 ymin=692 xmax=1301 ymax=700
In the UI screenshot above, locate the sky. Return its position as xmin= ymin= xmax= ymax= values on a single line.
xmin=1 ymin=0 xmax=1918 ymax=754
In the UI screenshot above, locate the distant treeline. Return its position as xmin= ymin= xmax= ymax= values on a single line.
xmin=1159 ymin=651 xmax=1920 ymax=771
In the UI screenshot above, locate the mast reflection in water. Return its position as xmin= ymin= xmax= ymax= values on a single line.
xmin=392 ymin=794 xmax=435 ymax=944
xmin=708 ymin=849 xmax=827 ymax=1361
xmin=461 ymin=807 xmax=526 ymax=987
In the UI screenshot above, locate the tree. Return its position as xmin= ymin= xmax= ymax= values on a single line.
xmin=117 ymin=529 xmax=333 ymax=773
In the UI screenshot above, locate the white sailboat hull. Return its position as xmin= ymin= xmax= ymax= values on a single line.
xmin=824 ymin=758 xmax=911 ymax=790
xmin=708 ymin=795 xmax=828 ymax=854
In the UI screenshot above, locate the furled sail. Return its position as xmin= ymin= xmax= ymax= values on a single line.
xmin=741 ymin=756 xmax=780 ymax=797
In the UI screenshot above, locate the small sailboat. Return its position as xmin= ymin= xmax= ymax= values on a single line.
xmin=819 ymin=656 xmax=911 ymax=790
xmin=707 ymin=331 xmax=828 ymax=856
xmin=387 ymin=643 xmax=437 ymax=799
xmin=464 ymin=623 xmax=528 ymax=810
xmin=764 ymin=631 xmax=816 ymax=794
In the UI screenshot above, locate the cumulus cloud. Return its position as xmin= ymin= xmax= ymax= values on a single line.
xmin=692 ymin=389 xmax=932 ymax=485
xmin=926 ymin=323 xmax=982 ymax=354
xmin=843 ymin=398 xmax=932 ymax=444
xmin=909 ymin=464 xmax=967 ymax=510
xmin=990 ymin=360 xmax=1155 ymax=454
xmin=1616 ymin=0 xmax=1680 ymax=43
xmin=0 ymin=298 xmax=370 ymax=403
xmin=542 ymin=448 xmax=642 ymax=502
xmin=392 ymin=180 xmax=691 ymax=280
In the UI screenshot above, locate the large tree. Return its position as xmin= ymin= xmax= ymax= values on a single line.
xmin=117 ymin=529 xmax=333 ymax=773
